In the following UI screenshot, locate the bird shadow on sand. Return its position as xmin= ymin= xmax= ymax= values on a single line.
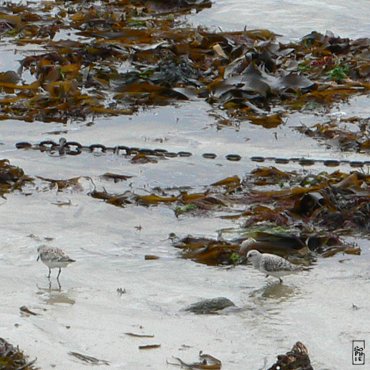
xmin=249 ymin=281 xmax=298 ymax=301
xmin=36 ymin=279 xmax=76 ymax=305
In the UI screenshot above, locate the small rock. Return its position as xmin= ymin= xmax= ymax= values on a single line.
xmin=184 ymin=297 xmax=235 ymax=314
xmin=117 ymin=288 xmax=126 ymax=296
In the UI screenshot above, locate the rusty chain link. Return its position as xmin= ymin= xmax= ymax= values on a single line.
xmin=15 ymin=138 xmax=370 ymax=168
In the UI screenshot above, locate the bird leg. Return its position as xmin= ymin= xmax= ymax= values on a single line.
xmin=47 ymin=268 xmax=51 ymax=278
xmin=279 ymin=278 xmax=283 ymax=284
xmin=57 ymin=268 xmax=62 ymax=280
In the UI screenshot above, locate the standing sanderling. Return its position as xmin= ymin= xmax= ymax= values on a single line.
xmin=37 ymin=245 xmax=75 ymax=280
xmin=246 ymin=249 xmax=303 ymax=283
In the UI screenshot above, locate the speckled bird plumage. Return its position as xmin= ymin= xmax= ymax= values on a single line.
xmin=37 ymin=245 xmax=75 ymax=279
xmin=246 ymin=249 xmax=302 ymax=283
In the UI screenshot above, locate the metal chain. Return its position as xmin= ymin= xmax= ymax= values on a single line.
xmin=15 ymin=138 xmax=370 ymax=168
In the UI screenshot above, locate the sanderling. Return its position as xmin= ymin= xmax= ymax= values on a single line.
xmin=37 ymin=245 xmax=75 ymax=280
xmin=246 ymin=249 xmax=302 ymax=283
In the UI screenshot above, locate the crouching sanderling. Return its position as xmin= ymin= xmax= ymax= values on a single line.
xmin=246 ymin=249 xmax=303 ymax=283
xmin=37 ymin=245 xmax=75 ymax=280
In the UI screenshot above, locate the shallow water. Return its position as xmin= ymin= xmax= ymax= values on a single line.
xmin=190 ymin=0 xmax=370 ymax=40
xmin=1 ymin=97 xmax=370 ymax=369
xmin=0 ymin=1 xmax=369 ymax=369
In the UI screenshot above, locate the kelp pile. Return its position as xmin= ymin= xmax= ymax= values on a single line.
xmin=0 ymin=159 xmax=32 ymax=197
xmin=297 ymin=116 xmax=370 ymax=153
xmin=172 ymin=168 xmax=368 ymax=264
xmin=88 ymin=167 xmax=370 ymax=233
xmin=0 ymin=337 xmax=37 ymax=370
xmin=0 ymin=0 xmax=369 ymax=124
xmin=9 ymin=166 xmax=365 ymax=265
xmin=267 ymin=342 xmax=313 ymax=370
xmin=138 ymin=168 xmax=367 ymax=263
xmin=242 ymin=168 xmax=369 ymax=233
